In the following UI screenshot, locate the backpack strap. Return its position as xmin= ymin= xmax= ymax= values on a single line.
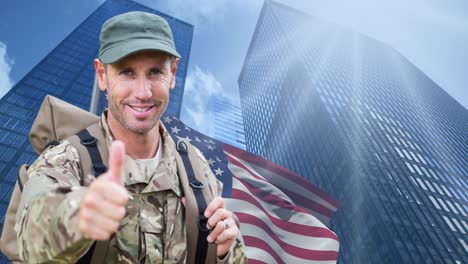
xmin=76 ymin=128 xmax=107 ymax=183
xmin=167 ymin=132 xmax=217 ymax=264
xmin=176 ymin=141 xmax=211 ymax=263
xmin=67 ymin=124 xmax=110 ymax=264
xmin=67 ymin=123 xmax=109 ymax=185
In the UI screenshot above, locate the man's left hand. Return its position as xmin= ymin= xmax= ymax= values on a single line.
xmin=205 ymin=197 xmax=238 ymax=258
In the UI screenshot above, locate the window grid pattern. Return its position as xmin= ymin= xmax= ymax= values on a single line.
xmin=210 ymin=97 xmax=246 ymax=150
xmin=238 ymin=1 xmax=468 ymax=263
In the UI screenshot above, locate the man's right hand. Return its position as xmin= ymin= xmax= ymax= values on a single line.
xmin=79 ymin=141 xmax=129 ymax=240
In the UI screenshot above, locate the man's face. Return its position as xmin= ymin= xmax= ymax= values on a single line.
xmin=95 ymin=50 xmax=178 ymax=135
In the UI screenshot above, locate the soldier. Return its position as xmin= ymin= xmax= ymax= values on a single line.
xmin=15 ymin=11 xmax=246 ymax=263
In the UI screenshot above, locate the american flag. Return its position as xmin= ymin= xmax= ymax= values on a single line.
xmin=162 ymin=115 xmax=340 ymax=263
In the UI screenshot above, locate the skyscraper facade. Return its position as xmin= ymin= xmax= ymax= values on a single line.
xmin=238 ymin=1 xmax=467 ymax=263
xmin=0 ymin=0 xmax=193 ymax=262
xmin=208 ymin=97 xmax=246 ymax=150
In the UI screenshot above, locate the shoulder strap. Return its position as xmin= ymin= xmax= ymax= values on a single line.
xmin=167 ymin=132 xmax=217 ymax=264
xmin=76 ymin=128 xmax=107 ymax=183
xmin=67 ymin=124 xmax=110 ymax=264
xmin=175 ymin=141 xmax=211 ymax=264
xmin=67 ymin=123 xmax=109 ymax=185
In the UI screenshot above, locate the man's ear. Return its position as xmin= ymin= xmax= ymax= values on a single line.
xmin=94 ymin=58 xmax=107 ymax=92
xmin=170 ymin=58 xmax=180 ymax=90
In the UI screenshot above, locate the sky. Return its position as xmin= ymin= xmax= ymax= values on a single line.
xmin=0 ymin=0 xmax=467 ymax=136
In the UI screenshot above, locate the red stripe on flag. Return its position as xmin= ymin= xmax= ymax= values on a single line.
xmin=238 ymin=212 xmax=339 ymax=261
xmin=228 ymin=154 xmax=335 ymax=218
xmin=276 ymin=186 xmax=333 ymax=217
xmin=233 ymin=173 xmax=306 ymax=214
xmin=243 ymin=235 xmax=286 ymax=264
xmin=246 ymin=260 xmax=269 ymax=264
xmin=224 ymin=144 xmax=340 ymax=208
xmin=232 ymin=188 xmax=338 ymax=240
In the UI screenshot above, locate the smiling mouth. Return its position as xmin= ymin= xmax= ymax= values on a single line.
xmin=129 ymin=105 xmax=154 ymax=112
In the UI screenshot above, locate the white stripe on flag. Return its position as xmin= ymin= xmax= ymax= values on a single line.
xmin=227 ymin=177 xmax=333 ymax=231
xmin=227 ymin=155 xmax=332 ymax=225
xmin=225 ymin=151 xmax=337 ymax=224
xmin=225 ymin=166 xmax=339 ymax=262
xmin=239 ymin=223 xmax=339 ymax=264
xmin=225 ymin=198 xmax=339 ymax=247
xmin=245 ymin=159 xmax=337 ymax=211
xmin=243 ymin=245 xmax=277 ymax=264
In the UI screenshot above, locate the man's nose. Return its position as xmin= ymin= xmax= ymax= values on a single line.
xmin=133 ymin=78 xmax=152 ymax=99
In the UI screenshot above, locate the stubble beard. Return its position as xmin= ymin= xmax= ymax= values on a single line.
xmin=107 ymin=92 xmax=169 ymax=135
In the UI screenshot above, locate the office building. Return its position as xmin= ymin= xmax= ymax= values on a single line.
xmin=238 ymin=1 xmax=468 ymax=262
xmin=208 ymin=97 xmax=246 ymax=149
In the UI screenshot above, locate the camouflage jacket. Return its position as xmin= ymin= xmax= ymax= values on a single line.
xmin=15 ymin=114 xmax=247 ymax=263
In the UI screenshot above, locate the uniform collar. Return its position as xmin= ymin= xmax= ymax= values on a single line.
xmin=100 ymin=111 xmax=181 ymax=196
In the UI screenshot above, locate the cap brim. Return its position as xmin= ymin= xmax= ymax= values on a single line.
xmin=100 ymin=39 xmax=181 ymax=64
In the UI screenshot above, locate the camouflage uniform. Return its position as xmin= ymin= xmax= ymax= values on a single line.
xmin=15 ymin=113 xmax=247 ymax=264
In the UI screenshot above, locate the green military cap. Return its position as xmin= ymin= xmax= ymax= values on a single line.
xmin=99 ymin=11 xmax=181 ymax=64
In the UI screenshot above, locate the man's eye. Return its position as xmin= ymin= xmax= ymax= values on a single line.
xmin=149 ymin=69 xmax=162 ymax=75
xmin=120 ymin=70 xmax=134 ymax=76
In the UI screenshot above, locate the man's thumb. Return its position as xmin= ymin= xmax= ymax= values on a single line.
xmin=108 ymin=140 xmax=126 ymax=185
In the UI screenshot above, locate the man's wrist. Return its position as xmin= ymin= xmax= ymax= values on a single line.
xmin=216 ymin=244 xmax=234 ymax=264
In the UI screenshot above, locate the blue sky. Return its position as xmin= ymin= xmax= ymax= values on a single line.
xmin=1 ymin=0 xmax=467 ymax=135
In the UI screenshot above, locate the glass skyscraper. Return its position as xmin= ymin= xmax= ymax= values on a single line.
xmin=0 ymin=0 xmax=193 ymax=262
xmin=209 ymin=97 xmax=246 ymax=150
xmin=239 ymin=1 xmax=467 ymax=263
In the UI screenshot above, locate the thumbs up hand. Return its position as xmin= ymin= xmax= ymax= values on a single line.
xmin=106 ymin=140 xmax=125 ymax=185
xmin=79 ymin=141 xmax=129 ymax=240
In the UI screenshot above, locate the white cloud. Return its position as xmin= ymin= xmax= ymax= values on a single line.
xmin=0 ymin=42 xmax=14 ymax=99
xmin=185 ymin=66 xmax=223 ymax=95
xmin=142 ymin=0 xmax=261 ymax=26
xmin=168 ymin=0 xmax=226 ymax=23
xmin=181 ymin=66 xmax=226 ymax=136
xmin=184 ymin=107 xmax=206 ymax=129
